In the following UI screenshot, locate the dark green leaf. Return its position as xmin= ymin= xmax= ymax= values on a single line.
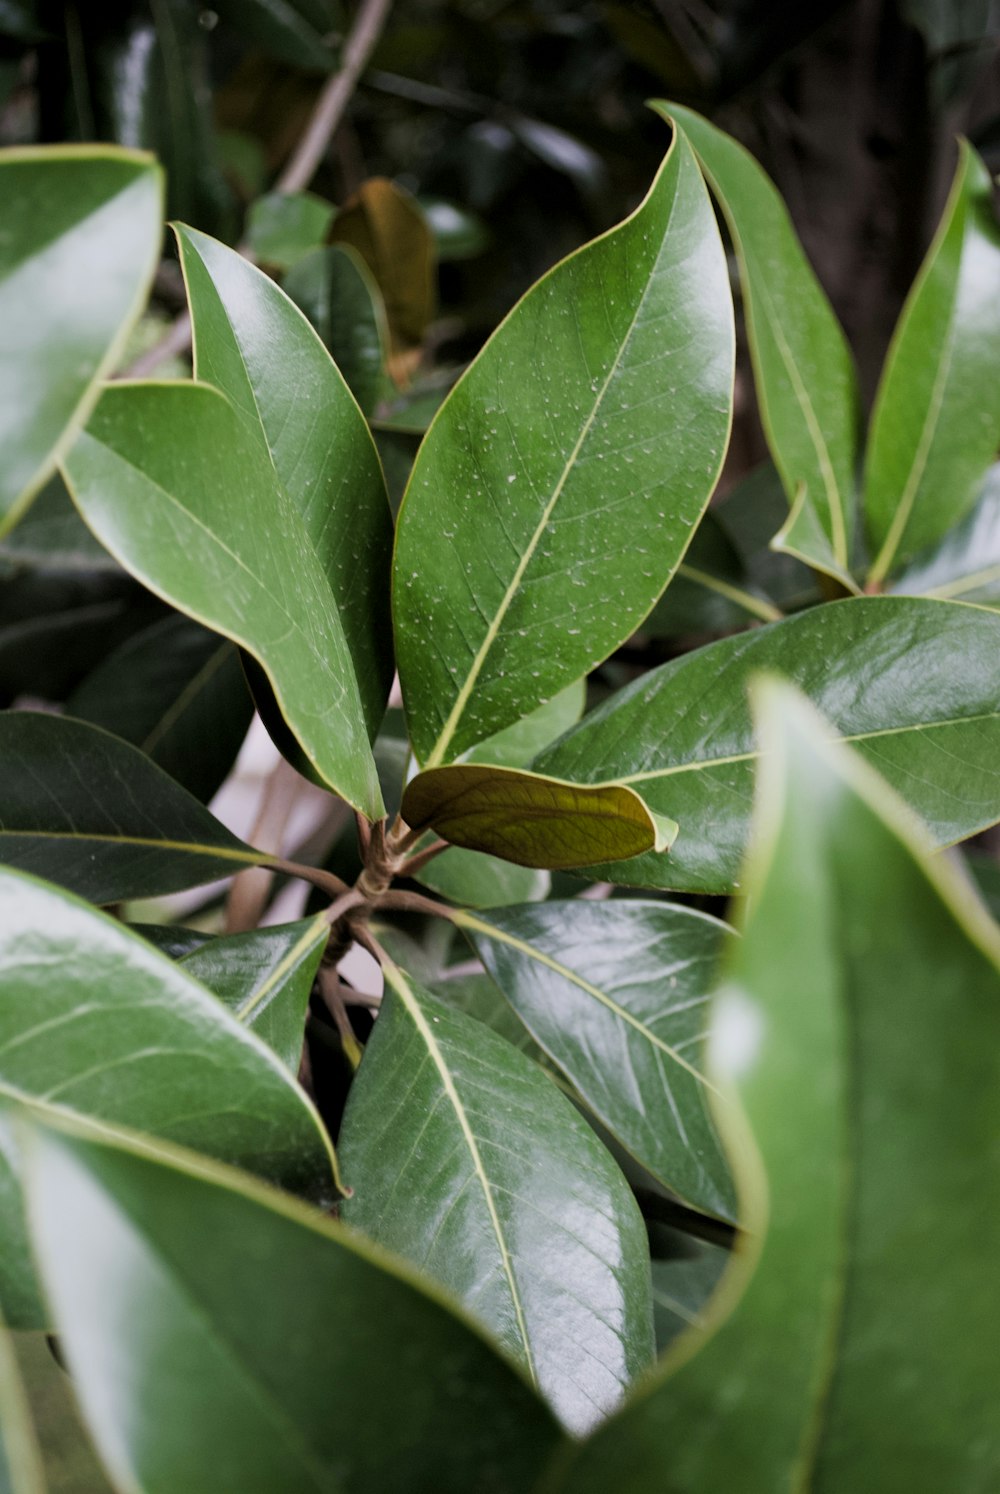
xmin=67 ymin=615 xmax=253 ymax=803
xmin=283 ymin=244 xmax=389 ymax=416
xmin=0 ymin=146 xmax=162 ymax=535
xmin=461 ymin=679 xmax=586 ymax=769
xmin=244 ymin=191 xmax=335 ymax=269
xmin=646 ymin=512 xmax=781 ymax=637
xmin=0 ymin=712 xmax=264 ymax=903
xmin=180 ymin=915 xmax=328 ymax=1071
xmin=422 ymin=967 xmax=545 ymax=1062
xmin=418 ymin=197 xmax=491 ymax=260
xmin=666 ymin=103 xmax=860 ymax=589
xmin=339 ymin=964 xmax=654 ymax=1434
xmin=62 ymin=382 xmax=384 ymax=817
xmin=866 ymin=142 xmax=1000 ymax=582
xmin=458 ymin=900 xmax=735 ymax=1220
xmin=890 ymin=463 xmax=1000 ymax=609
xmin=0 ymin=866 xmax=335 ymax=1327
xmin=648 ymin=1225 xmax=729 ymax=1355
xmin=130 ymin=923 xmax=214 ymax=959
xmin=21 ymin=1120 xmax=561 ymax=1493
xmin=538 ymin=596 xmax=1000 ymax=892
xmin=417 ymin=847 xmax=550 ymax=908
xmin=394 ymin=124 xmax=734 ymax=765
xmin=210 ymin=0 xmax=341 ymax=70
xmin=554 ymin=682 xmax=1000 ymax=1492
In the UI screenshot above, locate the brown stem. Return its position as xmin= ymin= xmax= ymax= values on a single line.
xmin=372 ymin=889 xmax=458 ymax=921
xmin=399 ymin=839 xmax=449 ymax=876
xmin=351 ymin=921 xmax=393 ymax=968
xmin=269 ymin=858 xmax=351 ymax=899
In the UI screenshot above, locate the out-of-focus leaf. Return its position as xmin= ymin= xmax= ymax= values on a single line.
xmin=538 ymin=596 xmax=1000 ymax=892
xmin=891 ymin=462 xmax=1000 ymax=606
xmin=0 ymin=712 xmax=265 ymax=903
xmin=283 ymin=244 xmax=389 ymax=416
xmin=402 ymin=763 xmax=676 ymax=870
xmin=244 ymin=190 xmax=335 ymax=270
xmin=67 ymin=615 xmax=253 ymax=804
xmin=416 ymin=846 xmax=550 ymax=908
xmin=62 ymin=382 xmax=384 ymax=818
xmin=459 ymin=899 xmax=735 ymax=1219
xmin=509 ymin=115 xmax=608 ymax=203
xmin=866 ymin=142 xmax=1000 ymax=583
xmin=0 ymin=146 xmax=161 ymax=535
xmin=417 ymin=197 xmax=490 ymax=260
xmin=648 ymin=1224 xmax=729 ymax=1354
xmin=209 ymin=0 xmax=342 ymax=70
xmin=0 ymin=866 xmax=335 ymax=1327
xmin=666 ymin=103 xmax=860 ymax=589
xmin=554 ymin=683 xmax=1000 ymax=1492
xmin=646 ymin=512 xmax=781 ymax=637
xmin=964 ymin=849 xmax=1000 ymax=920
xmin=21 ymin=1119 xmax=562 ymax=1492
xmin=339 ymin=963 xmax=654 ymax=1434
xmin=0 ymin=1313 xmax=44 ymax=1494
xmin=394 ymin=124 xmax=733 ymax=766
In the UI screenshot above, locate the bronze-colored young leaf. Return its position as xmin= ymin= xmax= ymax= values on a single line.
xmin=401 ymin=762 xmax=676 ymax=870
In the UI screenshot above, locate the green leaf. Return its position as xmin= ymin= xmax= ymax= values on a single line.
xmin=866 ymin=142 xmax=1000 ymax=583
xmin=649 ymin=1226 xmax=729 ymax=1355
xmin=401 ymin=763 xmax=677 ymax=870
xmin=646 ymin=512 xmax=782 ymax=636
xmin=458 ymin=900 xmax=735 ymax=1220
xmin=67 ymin=615 xmax=253 ymax=803
xmin=421 ymin=967 xmax=546 ymax=1062
xmin=417 ymin=847 xmax=550 ymax=908
xmin=394 ymin=122 xmax=734 ymax=766
xmin=0 ymin=146 xmax=162 ymax=536
xmin=179 ymin=915 xmax=328 ymax=1072
xmin=891 ymin=462 xmax=1000 ymax=606
xmin=208 ymin=0 xmax=341 ymax=70
xmin=0 ymin=712 xmax=264 ymax=903
xmin=552 ymin=682 xmax=1000 ymax=1492
xmin=21 ymin=1120 xmax=562 ymax=1494
xmin=62 ymin=381 xmax=384 ymax=818
xmin=244 ymin=191 xmax=336 ymax=270
xmin=0 ymin=1315 xmax=44 ymax=1494
xmin=176 ymin=225 xmax=393 ymax=739
xmin=339 ymin=964 xmax=654 ymax=1434
xmin=284 ymin=244 xmax=390 ymax=416
xmin=537 ymin=596 xmax=1000 ymax=893
xmin=0 ymin=865 xmax=335 ymax=1327
xmin=462 ymin=679 xmax=586 ymax=769
xmin=665 ymin=103 xmax=860 ymax=589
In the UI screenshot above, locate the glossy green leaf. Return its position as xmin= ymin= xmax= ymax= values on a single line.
xmin=21 ymin=1120 xmax=562 ymax=1494
xmin=458 ymin=900 xmax=735 ymax=1220
xmin=417 ymin=847 xmax=550 ymax=908
xmin=67 ymin=615 xmax=253 ymax=803
xmin=553 ymin=683 xmax=1000 ymax=1493
xmin=394 ymin=122 xmax=734 ymax=766
xmin=646 ymin=512 xmax=782 ymax=637
xmin=0 ymin=712 xmax=264 ymax=903
xmin=244 ymin=191 xmax=335 ymax=270
xmin=339 ymin=964 xmax=654 ymax=1434
xmin=423 ymin=967 xmax=546 ymax=1063
xmin=131 ymin=924 xmax=214 ymax=959
xmin=284 ymin=244 xmax=390 ymax=416
xmin=866 ymin=143 xmax=1000 ymax=582
xmin=180 ymin=915 xmax=328 ymax=1072
xmin=177 ymin=225 xmax=393 ymax=739
xmin=539 ymin=596 xmax=1000 ymax=893
xmin=462 ymin=679 xmax=586 ymax=769
xmin=666 ymin=103 xmax=860 ymax=588
xmin=891 ymin=463 xmax=1000 ymax=606
xmin=62 ymin=382 xmax=384 ymax=817
xmin=0 ymin=865 xmax=335 ymax=1327
xmin=0 ymin=146 xmax=162 ymax=536
xmin=402 ymin=763 xmax=677 ymax=870
xmin=0 ymin=1316 xmax=44 ymax=1494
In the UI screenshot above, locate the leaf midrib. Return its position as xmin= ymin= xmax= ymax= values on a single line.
xmin=0 ymin=827 xmax=261 ymax=864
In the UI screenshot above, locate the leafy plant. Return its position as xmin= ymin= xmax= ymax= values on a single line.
xmin=2 ymin=87 xmax=1000 ymax=1493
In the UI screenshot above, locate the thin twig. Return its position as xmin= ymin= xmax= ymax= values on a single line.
xmin=373 ymin=889 xmax=458 ymax=921
xmin=269 ymin=857 xmax=351 ymax=899
xmin=351 ymin=921 xmax=393 ymax=968
xmin=323 ymin=887 xmax=367 ymax=927
xmin=399 ymin=838 xmax=450 ymax=876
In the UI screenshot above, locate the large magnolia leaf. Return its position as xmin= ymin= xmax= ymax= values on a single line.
xmin=537 ymin=596 xmax=1000 ymax=892
xmin=667 ymin=104 xmax=860 ymax=589
xmin=284 ymin=244 xmax=390 ymax=417
xmin=176 ymin=226 xmax=393 ymax=735
xmin=401 ymin=763 xmax=676 ymax=869
xmin=457 ymin=900 xmax=735 ymax=1221
xmin=62 ymin=381 xmax=383 ymax=818
xmin=892 ymin=463 xmax=1000 ymax=607
xmin=338 ymin=964 xmax=654 ymax=1435
xmin=20 ymin=1120 xmax=562 ymax=1494
xmin=866 ymin=142 xmax=1000 ymax=583
xmin=0 ymin=866 xmax=335 ymax=1327
xmin=0 ymin=1315 xmax=43 ymax=1494
xmin=180 ymin=915 xmax=328 ymax=1072
xmin=553 ymin=683 xmax=1000 ymax=1492
xmin=0 ymin=711 xmax=263 ymax=903
xmin=394 ymin=120 xmax=734 ymax=767
xmin=0 ymin=147 xmax=162 ymax=536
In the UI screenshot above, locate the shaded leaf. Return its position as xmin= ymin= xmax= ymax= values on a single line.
xmin=0 ymin=865 xmax=335 ymax=1327
xmin=646 ymin=512 xmax=781 ymax=637
xmin=0 ymin=712 xmax=264 ymax=903
xmin=417 ymin=847 xmax=550 ymax=908
xmin=0 ymin=1314 xmax=44 ymax=1494
xmin=244 ymin=191 xmax=335 ymax=269
xmin=458 ymin=900 xmax=735 ymax=1220
xmin=339 ymin=964 xmax=654 ymax=1434
xmin=394 ymin=123 xmax=733 ymax=766
xmin=537 ymin=596 xmax=1000 ymax=892
xmin=866 ymin=141 xmax=1000 ymax=582
xmin=62 ymin=381 xmax=384 ymax=817
xmin=21 ymin=1120 xmax=562 ymax=1494
xmin=402 ymin=763 xmax=676 ymax=870
xmin=891 ymin=462 xmax=1000 ymax=606
xmin=555 ymin=682 xmax=1000 ymax=1492
xmin=0 ymin=146 xmax=162 ymax=535
xmin=284 ymin=244 xmax=389 ymax=416
xmin=648 ymin=1225 xmax=729 ymax=1355
xmin=666 ymin=103 xmax=860 ymax=588
xmin=209 ymin=0 xmax=341 ymax=70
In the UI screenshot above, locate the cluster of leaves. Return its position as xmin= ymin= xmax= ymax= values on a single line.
xmin=2 ymin=84 xmax=1000 ymax=1492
